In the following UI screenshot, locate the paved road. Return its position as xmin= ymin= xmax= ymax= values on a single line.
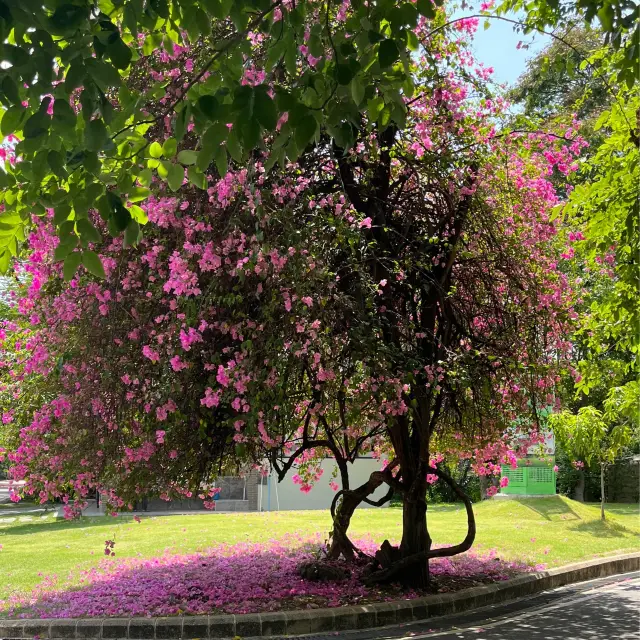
xmin=321 ymin=573 xmax=639 ymax=640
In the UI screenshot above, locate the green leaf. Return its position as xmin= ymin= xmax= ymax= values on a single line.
xmin=23 ymin=112 xmax=50 ymax=139
xmin=162 ymin=137 xmax=178 ymax=157
xmin=107 ymin=38 xmax=132 ymax=70
xmin=53 ymin=243 xmax=74 ymax=262
xmin=137 ymin=169 xmax=153 ymax=187
xmin=416 ymin=0 xmax=436 ymax=18
xmin=226 ymin=129 xmax=243 ymax=162
xmin=124 ymin=219 xmax=140 ymax=247
xmin=157 ymin=160 xmax=170 ymax=178
xmin=129 ymin=204 xmax=148 ymax=224
xmin=63 ymin=252 xmax=82 ymax=281
xmin=198 ymin=95 xmax=219 ymax=119
xmin=351 ymin=77 xmax=365 ymax=105
xmin=0 ymin=106 xmax=24 ymax=136
xmin=238 ymin=117 xmax=261 ymax=149
xmin=166 ymin=164 xmax=184 ymax=191
xmin=128 ymin=186 xmax=151 ymax=202
xmin=378 ymin=40 xmax=400 ymax=68
xmin=85 ymin=119 xmax=109 ymax=151
xmin=52 ymin=99 xmax=76 ymax=131
xmin=174 ymin=103 xmax=191 ymax=142
xmin=82 ymin=250 xmax=105 ymax=278
xmin=187 ymin=166 xmax=208 ymax=189
xmin=64 ymin=61 xmax=86 ymax=93
xmin=85 ymin=59 xmax=122 ymax=91
xmin=49 ymin=4 xmax=88 ymax=34
xmin=214 ymin=146 xmax=228 ymax=176
xmin=76 ymin=218 xmax=102 ymax=244
xmin=197 ymin=122 xmax=228 ymax=171
xmin=254 ymin=89 xmax=278 ymax=130
xmin=335 ymin=64 xmax=354 ymax=86
xmin=1 ymin=76 xmax=20 ymax=105
xmin=47 ymin=150 xmax=68 ymax=179
xmin=149 ymin=141 xmax=163 ymax=158
xmin=0 ymin=249 xmax=9 ymax=274
xmin=294 ymin=115 xmax=318 ymax=150
xmin=123 ymin=3 xmax=139 ymax=38
xmin=53 ymin=204 xmax=72 ymax=225
xmin=177 ymin=150 xmax=199 ymax=165
xmin=111 ymin=204 xmax=132 ymax=232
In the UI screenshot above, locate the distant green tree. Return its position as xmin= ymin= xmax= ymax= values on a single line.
xmin=509 ymin=26 xmax=608 ymax=121
xmin=550 ymin=383 xmax=638 ymax=519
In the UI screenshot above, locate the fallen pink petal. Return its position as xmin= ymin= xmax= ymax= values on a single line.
xmin=0 ymin=535 xmax=542 ymax=619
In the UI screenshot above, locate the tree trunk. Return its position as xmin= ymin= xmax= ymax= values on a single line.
xmin=574 ymin=470 xmax=585 ymax=502
xmin=327 ymin=471 xmax=392 ymax=560
xmin=398 ymin=488 xmax=430 ymax=587
xmin=367 ymin=465 xmax=475 ymax=588
xmin=600 ymin=464 xmax=606 ymax=521
xmin=327 ymin=491 xmax=361 ymax=561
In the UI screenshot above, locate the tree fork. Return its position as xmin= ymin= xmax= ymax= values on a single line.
xmin=327 ymin=471 xmax=394 ymax=560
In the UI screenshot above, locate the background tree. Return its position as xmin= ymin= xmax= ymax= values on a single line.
xmin=550 ymin=386 xmax=637 ymax=519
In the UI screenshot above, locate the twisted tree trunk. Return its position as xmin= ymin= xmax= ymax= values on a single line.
xmin=327 ymin=470 xmax=393 ymax=560
xmin=367 ymin=464 xmax=476 ymax=587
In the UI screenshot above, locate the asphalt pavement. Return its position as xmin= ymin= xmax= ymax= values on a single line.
xmin=307 ymin=573 xmax=639 ymax=640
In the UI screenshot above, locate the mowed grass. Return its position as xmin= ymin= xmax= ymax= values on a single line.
xmin=0 ymin=496 xmax=638 ymax=603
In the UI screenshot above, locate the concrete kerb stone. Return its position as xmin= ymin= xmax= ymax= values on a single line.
xmin=0 ymin=553 xmax=637 ymax=640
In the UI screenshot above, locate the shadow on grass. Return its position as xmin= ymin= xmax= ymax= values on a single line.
xmin=514 ymin=496 xmax=582 ymax=522
xmin=603 ymin=504 xmax=640 ymax=517
xmin=0 ymin=516 xmax=114 ymax=536
xmin=569 ymin=517 xmax=636 ymax=538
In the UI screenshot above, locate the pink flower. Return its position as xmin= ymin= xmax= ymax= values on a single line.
xmin=155 ymin=430 xmax=166 ymax=444
xmin=499 ymin=476 xmax=509 ymax=488
xmin=170 ymin=355 xmax=188 ymax=372
xmin=301 ymin=296 xmax=313 ymax=307
xmin=142 ymin=345 xmax=160 ymax=363
xmin=201 ymin=387 xmax=221 ymax=408
xmin=359 ymin=217 xmax=372 ymax=229
xmin=169 ymin=450 xmax=178 ymax=459
xmin=216 ymin=365 xmax=230 ymax=387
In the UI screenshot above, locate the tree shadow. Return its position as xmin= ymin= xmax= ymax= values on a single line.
xmin=433 ymin=584 xmax=640 ymax=639
xmin=569 ymin=517 xmax=636 ymax=538
xmin=605 ymin=504 xmax=640 ymax=517
xmin=0 ymin=516 xmax=114 ymax=536
xmin=512 ymin=496 xmax=582 ymax=521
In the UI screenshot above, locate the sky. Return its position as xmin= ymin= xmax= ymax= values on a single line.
xmin=467 ymin=16 xmax=550 ymax=86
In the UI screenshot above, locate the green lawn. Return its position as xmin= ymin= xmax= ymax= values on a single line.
xmin=0 ymin=496 xmax=638 ymax=602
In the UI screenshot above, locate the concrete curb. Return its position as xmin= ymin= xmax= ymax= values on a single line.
xmin=1 ymin=553 xmax=638 ymax=639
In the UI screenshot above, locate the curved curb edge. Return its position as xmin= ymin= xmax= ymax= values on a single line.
xmin=1 ymin=552 xmax=638 ymax=639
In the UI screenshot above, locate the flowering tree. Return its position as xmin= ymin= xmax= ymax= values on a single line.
xmin=0 ymin=0 xmax=589 ymax=588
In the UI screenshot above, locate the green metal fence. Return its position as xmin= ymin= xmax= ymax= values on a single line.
xmin=500 ymin=460 xmax=556 ymax=495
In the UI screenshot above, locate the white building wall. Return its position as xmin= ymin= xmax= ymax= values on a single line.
xmin=259 ymin=458 xmax=390 ymax=511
